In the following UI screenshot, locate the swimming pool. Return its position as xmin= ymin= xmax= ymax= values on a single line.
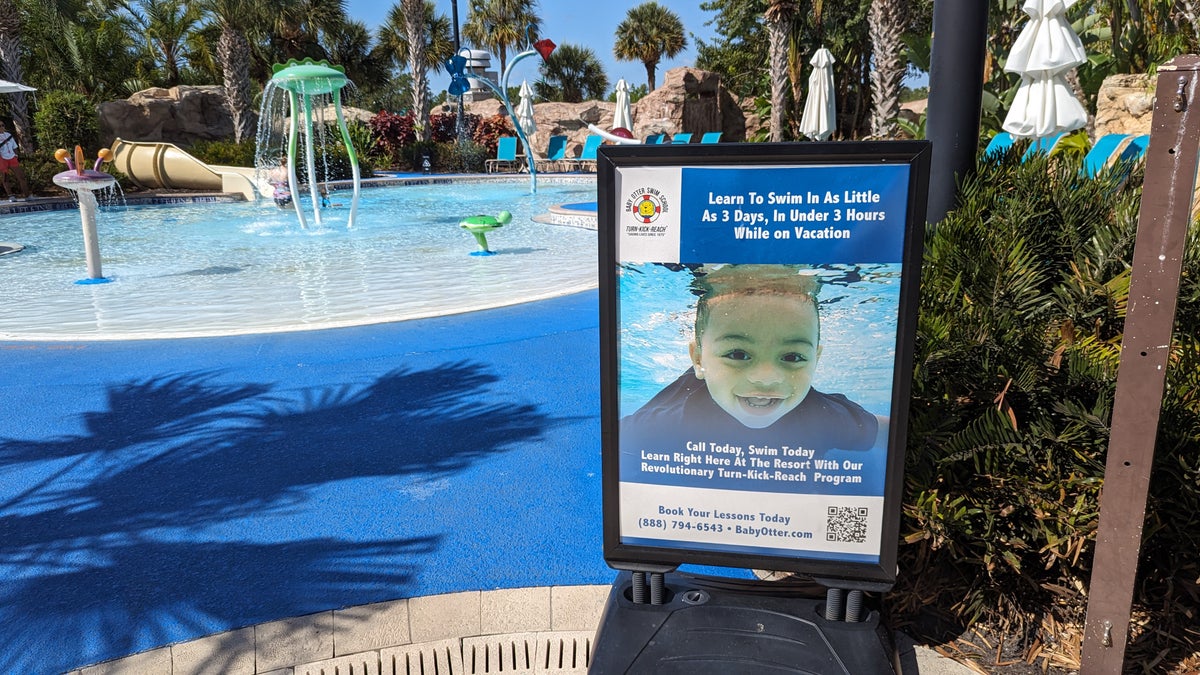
xmin=0 ymin=179 xmax=597 ymax=340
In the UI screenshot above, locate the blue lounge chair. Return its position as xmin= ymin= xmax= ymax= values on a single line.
xmin=485 ymin=136 xmax=518 ymax=173
xmin=535 ymin=135 xmax=569 ymax=172
xmin=670 ymin=133 xmax=693 ymax=144
xmin=570 ymin=135 xmax=605 ymax=172
xmin=644 ymin=134 xmax=666 ymax=144
xmin=1082 ymin=134 xmax=1130 ymax=178
xmin=700 ymin=132 xmax=722 ymax=144
xmin=984 ymin=132 xmax=1014 ymax=157
xmin=1023 ymin=132 xmax=1066 ymax=160
xmin=1115 ymin=134 xmax=1149 ymax=164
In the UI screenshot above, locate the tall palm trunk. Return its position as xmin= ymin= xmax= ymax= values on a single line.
xmin=402 ymin=0 xmax=429 ymax=142
xmin=218 ymin=25 xmax=256 ymax=143
xmin=765 ymin=18 xmax=789 ymax=142
xmin=764 ymin=0 xmax=798 ymax=143
xmin=0 ymin=0 xmax=32 ymax=152
xmin=868 ymin=0 xmax=908 ymax=138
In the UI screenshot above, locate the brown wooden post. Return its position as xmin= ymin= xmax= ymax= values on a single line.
xmin=1080 ymin=54 xmax=1200 ymax=672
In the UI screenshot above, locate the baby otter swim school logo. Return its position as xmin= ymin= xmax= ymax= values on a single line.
xmin=626 ymin=186 xmax=670 ymax=224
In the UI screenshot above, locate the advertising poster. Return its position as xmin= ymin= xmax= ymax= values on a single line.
xmin=600 ymin=144 xmax=930 ymax=582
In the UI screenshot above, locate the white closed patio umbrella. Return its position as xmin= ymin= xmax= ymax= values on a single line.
xmin=613 ymin=78 xmax=633 ymax=131
xmin=1002 ymin=0 xmax=1088 ymax=138
xmin=515 ymin=79 xmax=537 ymax=152
xmin=799 ymin=48 xmax=836 ymax=141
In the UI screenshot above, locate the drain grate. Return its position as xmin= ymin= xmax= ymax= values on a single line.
xmin=535 ymin=632 xmax=592 ymax=675
xmin=296 ymin=653 xmax=381 ymax=675
xmin=463 ymin=632 xmax=536 ymax=673
xmin=382 ymin=638 xmax=463 ymax=675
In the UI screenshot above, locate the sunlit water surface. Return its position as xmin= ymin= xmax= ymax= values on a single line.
xmin=0 ymin=180 xmax=597 ymax=339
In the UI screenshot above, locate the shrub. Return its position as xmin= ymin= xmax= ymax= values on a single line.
xmin=435 ymin=140 xmax=488 ymax=173
xmin=891 ymin=150 xmax=1200 ymax=667
xmin=369 ymin=110 xmax=414 ymax=166
xmin=472 ymin=114 xmax=513 ymax=156
xmin=188 ymin=138 xmax=256 ymax=167
xmin=33 ymin=90 xmax=100 ymax=154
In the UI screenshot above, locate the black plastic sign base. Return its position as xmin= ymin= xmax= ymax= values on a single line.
xmin=589 ymin=571 xmax=897 ymax=674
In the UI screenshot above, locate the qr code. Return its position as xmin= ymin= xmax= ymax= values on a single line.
xmin=826 ymin=506 xmax=869 ymax=543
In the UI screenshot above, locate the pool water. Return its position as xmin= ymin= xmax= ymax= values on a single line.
xmin=0 ymin=180 xmax=597 ymax=339
xmin=617 ymin=263 xmax=902 ymax=419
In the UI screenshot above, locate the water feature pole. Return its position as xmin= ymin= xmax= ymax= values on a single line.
xmin=267 ymin=59 xmax=361 ymax=229
xmin=53 ymin=146 xmax=116 ymax=284
xmin=447 ymin=33 xmax=556 ymax=194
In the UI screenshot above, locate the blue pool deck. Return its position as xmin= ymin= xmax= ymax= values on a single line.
xmin=0 ymin=291 xmax=614 ymax=673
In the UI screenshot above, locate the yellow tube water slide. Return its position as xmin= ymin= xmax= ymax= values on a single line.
xmin=108 ymin=138 xmax=261 ymax=200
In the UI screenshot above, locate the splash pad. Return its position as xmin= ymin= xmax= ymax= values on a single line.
xmin=256 ymin=58 xmax=361 ymax=229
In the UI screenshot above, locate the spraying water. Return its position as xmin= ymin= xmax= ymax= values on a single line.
xmin=254 ymin=58 xmax=361 ymax=230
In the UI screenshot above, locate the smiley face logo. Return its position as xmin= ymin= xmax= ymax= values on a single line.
xmin=632 ymin=194 xmax=662 ymax=224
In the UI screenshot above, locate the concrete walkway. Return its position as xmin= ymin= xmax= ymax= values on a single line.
xmin=73 ymin=585 xmax=974 ymax=674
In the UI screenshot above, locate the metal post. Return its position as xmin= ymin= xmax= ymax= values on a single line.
xmin=452 ymin=0 xmax=465 ymax=140
xmin=925 ymin=0 xmax=988 ymax=224
xmin=1080 ymin=54 xmax=1200 ymax=673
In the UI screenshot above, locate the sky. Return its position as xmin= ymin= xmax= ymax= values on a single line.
xmin=342 ymin=0 xmax=722 ymax=97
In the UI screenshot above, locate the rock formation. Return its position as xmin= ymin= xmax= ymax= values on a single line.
xmin=461 ymin=66 xmax=745 ymax=157
xmin=1093 ymin=74 xmax=1154 ymax=138
xmin=99 ymin=86 xmax=234 ymax=147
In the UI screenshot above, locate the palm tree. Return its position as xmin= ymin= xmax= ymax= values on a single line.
xmin=764 ymin=0 xmax=799 ymax=142
xmin=0 ymin=0 xmax=32 ymax=151
xmin=121 ymin=0 xmax=205 ymax=87
xmin=396 ymin=0 xmax=430 ymax=141
xmin=462 ymin=0 xmax=540 ymax=75
xmin=868 ymin=0 xmax=908 ymax=137
xmin=535 ymin=42 xmax=607 ymax=103
xmin=199 ymin=0 xmax=260 ymax=143
xmin=613 ymin=2 xmax=686 ymax=92
xmin=271 ymin=0 xmax=347 ymax=61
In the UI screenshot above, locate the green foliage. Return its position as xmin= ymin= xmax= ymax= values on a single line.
xmin=471 ymin=114 xmax=513 ymax=156
xmin=33 ymin=91 xmax=100 ymax=154
xmin=188 ymin=138 xmax=257 ymax=167
xmin=605 ymin=83 xmax=649 ymax=104
xmin=895 ymin=151 xmax=1200 ymax=661
xmin=535 ymin=43 xmax=608 ymax=103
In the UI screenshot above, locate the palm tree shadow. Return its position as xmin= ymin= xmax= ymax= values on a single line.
xmin=0 ymin=360 xmax=555 ymax=673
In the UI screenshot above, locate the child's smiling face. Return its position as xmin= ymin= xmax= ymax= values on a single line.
xmin=689 ymin=293 xmax=822 ymax=428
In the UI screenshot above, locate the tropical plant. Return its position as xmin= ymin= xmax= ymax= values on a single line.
xmin=33 ymin=90 xmax=100 ymax=152
xmin=395 ymin=0 xmax=430 ymax=141
xmin=471 ymin=113 xmax=512 ymax=154
xmin=868 ymin=0 xmax=908 ymax=137
xmin=198 ymin=0 xmax=260 ymax=143
xmin=462 ymin=0 xmax=540 ymax=75
xmin=119 ymin=0 xmax=204 ymax=87
xmin=893 ymin=149 xmax=1200 ymax=667
xmin=270 ymin=0 xmax=348 ymax=61
xmin=612 ymin=2 xmax=687 ymax=92
xmin=376 ymin=0 xmax=453 ymax=125
xmin=535 ymin=43 xmax=608 ymax=103
xmin=764 ymin=0 xmax=799 ymax=142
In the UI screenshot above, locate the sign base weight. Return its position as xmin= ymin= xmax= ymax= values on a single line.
xmin=589 ymin=570 xmax=897 ymax=674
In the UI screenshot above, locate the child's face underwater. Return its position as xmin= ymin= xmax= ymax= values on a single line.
xmin=690 ymin=294 xmax=822 ymax=429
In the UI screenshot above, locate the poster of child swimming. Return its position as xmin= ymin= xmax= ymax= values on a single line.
xmin=599 ymin=145 xmax=930 ymax=581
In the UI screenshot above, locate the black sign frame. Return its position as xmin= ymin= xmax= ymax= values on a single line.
xmin=598 ymin=141 xmax=931 ymax=586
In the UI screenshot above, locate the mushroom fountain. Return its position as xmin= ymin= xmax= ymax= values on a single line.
xmin=53 ymin=145 xmax=115 ymax=284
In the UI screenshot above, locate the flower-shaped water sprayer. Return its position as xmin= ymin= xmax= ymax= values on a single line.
xmin=447 ymin=30 xmax=556 ymax=194
xmin=53 ymin=145 xmax=116 ymax=283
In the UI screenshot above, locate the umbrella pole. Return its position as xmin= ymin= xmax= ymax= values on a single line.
xmin=925 ymin=0 xmax=988 ymax=225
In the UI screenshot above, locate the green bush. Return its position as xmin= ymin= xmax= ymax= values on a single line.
xmin=892 ymin=150 xmax=1200 ymax=665
xmin=188 ymin=138 xmax=256 ymax=167
xmin=435 ymin=140 xmax=488 ymax=173
xmin=33 ymin=91 xmax=100 ymax=155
